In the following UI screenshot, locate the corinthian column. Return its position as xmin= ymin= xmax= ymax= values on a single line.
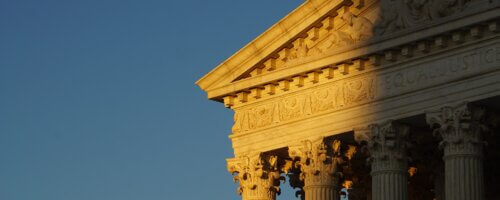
xmin=227 ymin=154 xmax=284 ymax=200
xmin=427 ymin=103 xmax=487 ymax=200
xmin=367 ymin=121 xmax=410 ymax=200
xmin=288 ymin=138 xmax=344 ymax=200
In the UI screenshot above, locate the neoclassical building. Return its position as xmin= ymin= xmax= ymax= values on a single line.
xmin=196 ymin=0 xmax=500 ymax=199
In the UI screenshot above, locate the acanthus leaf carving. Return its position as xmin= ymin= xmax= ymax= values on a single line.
xmin=367 ymin=121 xmax=410 ymax=172
xmin=288 ymin=138 xmax=345 ymax=188
xmin=426 ymin=102 xmax=488 ymax=157
xmin=227 ymin=153 xmax=285 ymax=199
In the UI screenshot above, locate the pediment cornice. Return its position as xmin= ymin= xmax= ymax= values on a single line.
xmin=196 ymin=0 xmax=352 ymax=94
xmin=197 ymin=0 xmax=500 ymax=106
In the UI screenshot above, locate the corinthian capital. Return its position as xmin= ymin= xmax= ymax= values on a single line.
xmin=426 ymin=102 xmax=487 ymax=156
xmin=367 ymin=121 xmax=410 ymax=169
xmin=288 ymin=138 xmax=344 ymax=187
xmin=227 ymin=154 xmax=284 ymax=199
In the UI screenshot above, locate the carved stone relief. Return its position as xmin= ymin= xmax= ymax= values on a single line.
xmin=246 ymin=9 xmax=376 ymax=78
xmin=232 ymin=77 xmax=375 ymax=134
xmin=242 ymin=0 xmax=492 ymax=80
xmin=232 ymin=41 xmax=499 ymax=134
xmin=375 ymin=0 xmax=485 ymax=35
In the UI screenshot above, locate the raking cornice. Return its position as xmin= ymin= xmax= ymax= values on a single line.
xmin=196 ymin=0 xmax=349 ymax=97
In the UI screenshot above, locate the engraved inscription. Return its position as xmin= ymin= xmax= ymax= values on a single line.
xmin=377 ymin=44 xmax=500 ymax=97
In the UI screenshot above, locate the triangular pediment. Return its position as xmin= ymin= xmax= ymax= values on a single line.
xmin=196 ymin=0 xmax=357 ymax=100
xmin=197 ymin=0 xmax=496 ymax=102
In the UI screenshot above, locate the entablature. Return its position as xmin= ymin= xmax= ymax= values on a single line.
xmin=229 ymin=34 xmax=500 ymax=155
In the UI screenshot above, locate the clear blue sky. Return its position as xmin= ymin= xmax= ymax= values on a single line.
xmin=0 ymin=0 xmax=304 ymax=199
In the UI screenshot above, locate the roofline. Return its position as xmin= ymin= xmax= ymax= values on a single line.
xmin=196 ymin=0 xmax=331 ymax=91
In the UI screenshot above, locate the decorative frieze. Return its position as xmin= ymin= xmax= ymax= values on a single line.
xmin=227 ymin=154 xmax=285 ymax=200
xmin=232 ymin=40 xmax=500 ymax=134
xmin=232 ymin=77 xmax=375 ymax=134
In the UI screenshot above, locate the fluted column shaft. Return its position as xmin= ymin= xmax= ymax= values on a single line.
xmin=371 ymin=158 xmax=408 ymax=200
xmin=241 ymin=176 xmax=278 ymax=200
xmin=442 ymin=121 xmax=485 ymax=200
xmin=304 ymin=186 xmax=336 ymax=200
xmin=302 ymin=171 xmax=339 ymax=200
xmin=444 ymin=154 xmax=484 ymax=200
xmin=304 ymin=172 xmax=339 ymax=200
xmin=368 ymin=121 xmax=410 ymax=200
xmin=427 ymin=103 xmax=486 ymax=200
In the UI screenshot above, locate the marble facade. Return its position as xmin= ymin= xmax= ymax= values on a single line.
xmin=197 ymin=0 xmax=500 ymax=199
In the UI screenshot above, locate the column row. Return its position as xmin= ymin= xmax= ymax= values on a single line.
xmin=227 ymin=102 xmax=491 ymax=200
